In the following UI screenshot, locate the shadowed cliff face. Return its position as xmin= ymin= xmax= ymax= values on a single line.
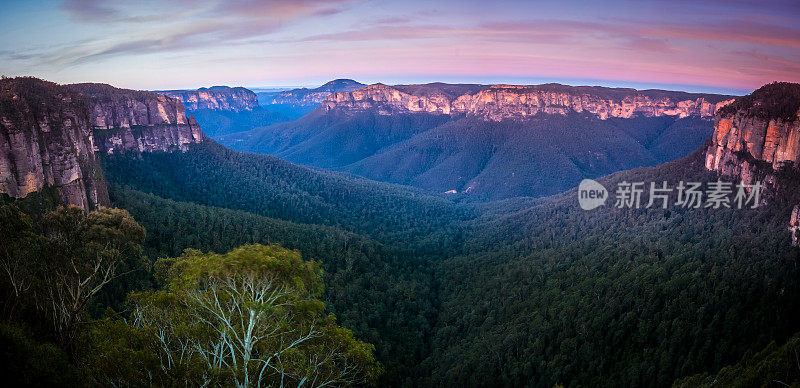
xmin=69 ymin=83 xmax=205 ymax=155
xmin=703 ymin=82 xmax=800 ymax=244
xmin=159 ymin=85 xmax=302 ymax=138
xmin=159 ymin=86 xmax=259 ymax=112
xmin=0 ymin=78 xmax=205 ymax=209
xmin=322 ymin=83 xmax=735 ymax=121
xmin=0 ymin=77 xmax=106 ymax=209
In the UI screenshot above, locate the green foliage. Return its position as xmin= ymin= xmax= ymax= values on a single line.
xmin=675 ymin=332 xmax=800 ymax=387
xmin=0 ymin=199 xmax=38 ymax=321
xmin=158 ymin=244 xmax=324 ymax=295
xmin=107 ymin=185 xmax=440 ymax=384
xmin=101 ymin=140 xmax=800 ymax=386
xmin=8 ymin=77 xmax=800 ymax=386
xmin=84 ymin=245 xmax=382 ymax=387
xmin=0 ymin=202 xmax=149 ymax=384
xmin=717 ymin=82 xmax=800 ymax=122
xmin=421 ymin=150 xmax=800 ymax=387
xmin=80 ymin=314 xmax=164 ymax=386
xmin=101 ymin=140 xmax=471 ymax=248
xmin=38 ymin=206 xmax=147 ymax=350
xmin=0 ymin=322 xmax=77 ymax=386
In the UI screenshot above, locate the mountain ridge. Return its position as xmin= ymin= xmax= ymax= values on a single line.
xmin=258 ymin=78 xmax=366 ymax=108
xmin=222 ymin=81 xmax=734 ymax=200
xmin=157 ymin=85 xmax=259 ymax=112
xmin=322 ymin=82 xmax=735 ymax=121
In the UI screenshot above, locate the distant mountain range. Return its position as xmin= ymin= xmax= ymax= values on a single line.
xmin=255 ymin=79 xmax=366 ymax=118
xmin=220 ymin=82 xmax=734 ymax=200
xmin=35 ymin=78 xmax=738 ymax=201
xmin=157 ymin=86 xmax=259 ymax=112
xmin=159 ymin=80 xmax=365 ymax=138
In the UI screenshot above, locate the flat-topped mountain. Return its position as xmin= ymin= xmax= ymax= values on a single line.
xmin=69 ymin=83 xmax=204 ymax=154
xmin=323 ymin=82 xmax=733 ymax=120
xmin=0 ymin=77 xmax=205 ymax=209
xmin=157 ymin=85 xmax=301 ymax=138
xmin=222 ymin=82 xmax=734 ymax=200
xmin=158 ymin=85 xmax=259 ymax=112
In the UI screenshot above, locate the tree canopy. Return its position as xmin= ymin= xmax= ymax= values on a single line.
xmin=85 ymin=244 xmax=381 ymax=387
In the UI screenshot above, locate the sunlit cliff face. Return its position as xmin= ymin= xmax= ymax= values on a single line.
xmin=322 ymin=83 xmax=733 ymax=121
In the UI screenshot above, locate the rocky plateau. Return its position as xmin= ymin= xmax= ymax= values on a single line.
xmin=0 ymin=78 xmax=204 ymax=209
xmin=159 ymin=86 xmax=259 ymax=112
xmin=322 ymin=83 xmax=734 ymax=121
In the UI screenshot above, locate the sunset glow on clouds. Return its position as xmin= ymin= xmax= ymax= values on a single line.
xmin=0 ymin=0 xmax=798 ymax=93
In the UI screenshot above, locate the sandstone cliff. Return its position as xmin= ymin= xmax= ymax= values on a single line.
xmin=69 ymin=83 xmax=204 ymax=154
xmin=0 ymin=77 xmax=107 ymax=209
xmin=703 ymin=82 xmax=800 ymax=245
xmin=0 ymin=78 xmax=206 ymax=209
xmin=159 ymin=86 xmax=259 ymax=112
xmin=322 ymin=83 xmax=734 ymax=121
xmin=704 ymin=82 xmax=800 ymax=185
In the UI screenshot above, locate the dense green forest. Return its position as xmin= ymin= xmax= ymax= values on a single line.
xmin=3 ymin=78 xmax=800 ymax=386
xmin=425 ymin=151 xmax=800 ymax=386
xmin=675 ymin=332 xmax=800 ymax=387
xmin=0 ymin=199 xmax=382 ymax=386
xmin=101 ymin=141 xmax=471 ymax=250
xmin=93 ymin=140 xmax=800 ymax=386
xmin=4 ymin=138 xmax=800 ymax=386
xmin=106 ymin=186 xmax=441 ymax=382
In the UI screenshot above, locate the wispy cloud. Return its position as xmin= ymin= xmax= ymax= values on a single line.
xmin=47 ymin=0 xmax=363 ymax=64
xmin=1 ymin=0 xmax=797 ymax=90
xmin=60 ymin=0 xmax=120 ymax=22
xmin=642 ymin=21 xmax=800 ymax=49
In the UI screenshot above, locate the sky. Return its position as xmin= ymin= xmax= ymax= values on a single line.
xmin=0 ymin=0 xmax=798 ymax=95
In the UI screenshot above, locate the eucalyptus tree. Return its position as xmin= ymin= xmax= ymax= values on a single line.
xmin=89 ymin=244 xmax=380 ymax=387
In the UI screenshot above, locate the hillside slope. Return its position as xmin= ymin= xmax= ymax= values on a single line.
xmin=101 ymin=81 xmax=800 ymax=387
xmin=221 ymin=82 xmax=732 ymax=200
xmin=101 ymin=139 xmax=471 ymax=246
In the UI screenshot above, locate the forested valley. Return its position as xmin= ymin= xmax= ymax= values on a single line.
xmin=2 ymin=81 xmax=800 ymax=388
xmin=64 ymin=139 xmax=800 ymax=386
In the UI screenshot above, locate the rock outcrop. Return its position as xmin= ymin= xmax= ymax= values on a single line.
xmin=159 ymin=86 xmax=259 ymax=112
xmin=0 ymin=77 xmax=107 ymax=209
xmin=703 ymin=82 xmax=800 ymax=245
xmin=704 ymin=82 xmax=800 ymax=185
xmin=322 ymin=83 xmax=734 ymax=121
xmin=69 ymin=83 xmax=204 ymax=154
xmin=790 ymin=206 xmax=800 ymax=246
xmin=262 ymin=79 xmax=365 ymax=107
xmin=0 ymin=77 xmax=206 ymax=210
